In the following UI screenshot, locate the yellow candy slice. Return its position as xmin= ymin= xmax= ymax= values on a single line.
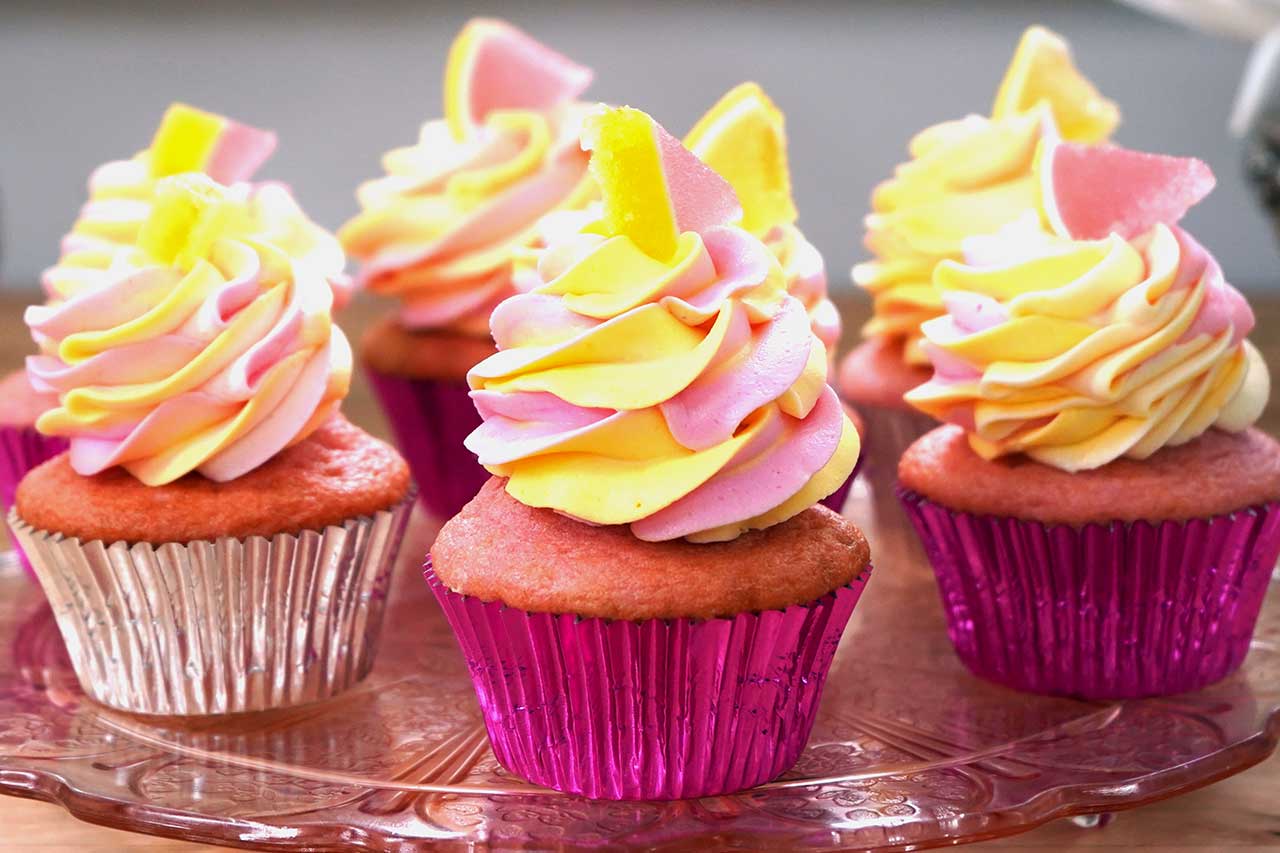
xmin=992 ymin=26 xmax=1120 ymax=144
xmin=685 ymin=82 xmax=797 ymax=235
xmin=148 ymin=103 xmax=228 ymax=178
xmin=582 ymin=106 xmax=680 ymax=260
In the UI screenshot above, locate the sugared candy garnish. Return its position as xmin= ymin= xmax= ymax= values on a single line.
xmin=149 ymin=103 xmax=276 ymax=184
xmin=992 ymin=26 xmax=1119 ymax=144
xmin=1037 ymin=139 xmax=1216 ymax=240
xmin=136 ymin=174 xmax=244 ymax=269
xmin=684 ymin=82 xmax=796 ymax=235
xmin=582 ymin=106 xmax=740 ymax=260
xmin=443 ymin=18 xmax=593 ymax=141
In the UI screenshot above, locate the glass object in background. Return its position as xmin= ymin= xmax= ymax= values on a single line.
xmin=1121 ymin=1 xmax=1280 ymax=248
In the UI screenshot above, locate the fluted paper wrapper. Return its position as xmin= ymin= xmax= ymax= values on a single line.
xmin=10 ymin=493 xmax=414 ymax=716
xmin=899 ymin=488 xmax=1280 ymax=699
xmin=426 ymin=560 xmax=870 ymax=800
xmin=366 ymin=366 xmax=488 ymax=521
xmin=0 ymin=424 xmax=68 ymax=579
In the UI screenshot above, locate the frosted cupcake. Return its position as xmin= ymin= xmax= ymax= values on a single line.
xmin=841 ymin=26 xmax=1119 ymax=467
xmin=899 ymin=139 xmax=1279 ymax=699
xmin=13 ymin=116 xmax=412 ymax=716
xmin=686 ymin=82 xmax=861 ymax=509
xmin=341 ymin=19 xmax=595 ymax=520
xmin=429 ymin=106 xmax=869 ymax=799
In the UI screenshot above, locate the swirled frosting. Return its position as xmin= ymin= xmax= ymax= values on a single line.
xmin=856 ymin=26 xmax=1119 ymax=366
xmin=45 ymin=104 xmax=282 ymax=302
xmin=339 ymin=19 xmax=595 ymax=335
xmin=906 ymin=168 xmax=1268 ymax=472
xmin=27 ymin=174 xmax=352 ymax=486
xmin=686 ymin=83 xmax=840 ymax=352
xmin=464 ymin=106 xmax=859 ymax=542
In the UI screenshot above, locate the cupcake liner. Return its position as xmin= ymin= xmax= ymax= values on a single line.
xmin=898 ymin=487 xmax=1280 ymax=699
xmin=425 ymin=560 xmax=870 ymax=800
xmin=365 ymin=366 xmax=488 ymax=521
xmin=857 ymin=404 xmax=935 ymax=488
xmin=0 ymin=425 xmax=68 ymax=580
xmin=10 ymin=490 xmax=414 ymax=716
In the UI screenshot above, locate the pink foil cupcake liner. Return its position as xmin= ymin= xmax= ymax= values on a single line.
xmin=899 ymin=487 xmax=1280 ymax=699
xmin=11 ymin=491 xmax=414 ymax=716
xmin=426 ymin=559 xmax=870 ymax=800
xmin=0 ymin=425 xmax=68 ymax=580
xmin=365 ymin=367 xmax=488 ymax=521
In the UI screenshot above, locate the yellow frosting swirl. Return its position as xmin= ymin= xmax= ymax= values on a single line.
xmin=28 ymin=174 xmax=351 ymax=486
xmin=906 ymin=220 xmax=1268 ymax=471
xmin=465 ymin=106 xmax=858 ymax=542
xmin=339 ymin=20 xmax=595 ymax=334
xmin=856 ymin=26 xmax=1119 ymax=366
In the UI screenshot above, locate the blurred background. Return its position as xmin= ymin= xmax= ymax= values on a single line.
xmin=1 ymin=0 xmax=1276 ymax=294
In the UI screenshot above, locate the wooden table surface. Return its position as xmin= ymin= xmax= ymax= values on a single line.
xmin=1 ymin=290 xmax=1278 ymax=852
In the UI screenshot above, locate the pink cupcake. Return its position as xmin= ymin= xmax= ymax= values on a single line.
xmin=340 ymin=19 xmax=596 ymax=520
xmin=15 ymin=105 xmax=412 ymax=715
xmin=898 ymin=139 xmax=1280 ymax=698
xmin=430 ymin=106 xmax=868 ymax=799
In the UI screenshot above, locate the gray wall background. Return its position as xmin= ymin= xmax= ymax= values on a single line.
xmin=2 ymin=0 xmax=1276 ymax=294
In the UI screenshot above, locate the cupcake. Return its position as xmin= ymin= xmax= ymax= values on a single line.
xmin=13 ymin=113 xmax=413 ymax=716
xmin=841 ymin=26 xmax=1119 ymax=469
xmin=898 ymin=138 xmax=1279 ymax=699
xmin=429 ymin=106 xmax=870 ymax=800
xmin=0 ymin=371 xmax=65 ymax=578
xmin=341 ymin=18 xmax=596 ymax=520
xmin=686 ymin=82 xmax=860 ymax=509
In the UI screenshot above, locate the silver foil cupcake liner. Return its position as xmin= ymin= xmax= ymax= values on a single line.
xmin=10 ymin=491 xmax=414 ymax=716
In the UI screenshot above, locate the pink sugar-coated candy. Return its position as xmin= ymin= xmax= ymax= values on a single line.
xmin=462 ymin=20 xmax=592 ymax=127
xmin=1042 ymin=141 xmax=1215 ymax=241
xmin=654 ymin=122 xmax=742 ymax=236
xmin=206 ymin=121 xmax=278 ymax=185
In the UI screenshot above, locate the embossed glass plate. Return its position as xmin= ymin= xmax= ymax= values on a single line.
xmin=0 ymin=483 xmax=1277 ymax=851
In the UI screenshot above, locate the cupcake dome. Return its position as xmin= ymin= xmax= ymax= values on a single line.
xmin=339 ymin=18 xmax=596 ymax=335
xmin=464 ymin=105 xmax=859 ymax=542
xmin=27 ymin=173 xmax=351 ymax=486
xmin=854 ymin=26 xmax=1118 ymax=368
xmin=906 ymin=141 xmax=1267 ymax=470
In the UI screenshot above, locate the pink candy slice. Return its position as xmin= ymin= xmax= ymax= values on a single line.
xmin=1041 ymin=141 xmax=1216 ymax=241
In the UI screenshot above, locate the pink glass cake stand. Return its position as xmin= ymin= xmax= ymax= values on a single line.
xmin=0 ymin=479 xmax=1277 ymax=851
